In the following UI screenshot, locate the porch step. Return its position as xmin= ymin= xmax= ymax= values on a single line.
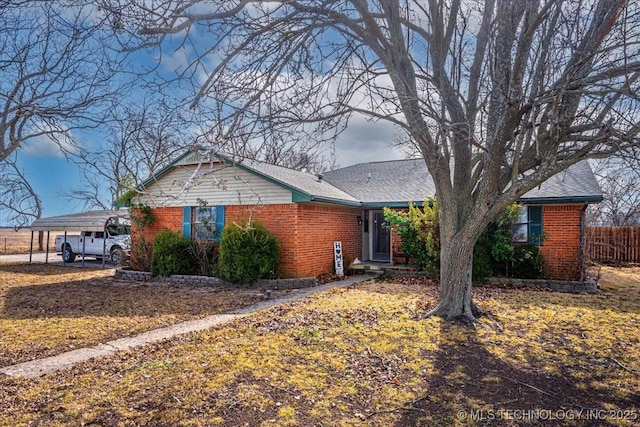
xmin=347 ymin=263 xmax=384 ymax=275
xmin=348 ymin=262 xmax=428 ymax=278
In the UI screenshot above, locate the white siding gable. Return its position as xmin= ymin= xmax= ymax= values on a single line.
xmin=136 ymin=162 xmax=292 ymax=207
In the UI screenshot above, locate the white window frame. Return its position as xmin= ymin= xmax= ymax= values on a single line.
xmin=512 ymin=206 xmax=529 ymax=243
xmin=192 ymin=206 xmax=216 ymax=241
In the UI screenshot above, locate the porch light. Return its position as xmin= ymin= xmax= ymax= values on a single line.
xmin=357 ymin=215 xmax=363 ymax=226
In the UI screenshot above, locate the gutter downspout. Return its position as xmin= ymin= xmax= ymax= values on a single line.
xmin=580 ymin=203 xmax=589 ymax=281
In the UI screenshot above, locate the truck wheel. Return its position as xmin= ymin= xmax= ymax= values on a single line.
xmin=110 ymin=247 xmax=124 ymax=265
xmin=62 ymin=244 xmax=76 ymax=263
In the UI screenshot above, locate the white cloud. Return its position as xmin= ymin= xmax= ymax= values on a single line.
xmin=21 ymin=123 xmax=80 ymax=158
xmin=334 ymin=113 xmax=405 ymax=167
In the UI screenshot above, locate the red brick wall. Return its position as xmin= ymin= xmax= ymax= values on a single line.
xmin=295 ymin=204 xmax=362 ymax=278
xmin=130 ymin=207 xmax=183 ymax=270
xmin=539 ymin=204 xmax=585 ymax=280
xmin=225 ymin=204 xmax=299 ymax=278
xmin=225 ymin=203 xmax=361 ymax=278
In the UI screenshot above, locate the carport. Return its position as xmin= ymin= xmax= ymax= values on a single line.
xmin=29 ymin=210 xmax=129 ymax=268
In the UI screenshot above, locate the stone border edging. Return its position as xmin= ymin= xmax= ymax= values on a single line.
xmin=114 ymin=268 xmax=318 ymax=289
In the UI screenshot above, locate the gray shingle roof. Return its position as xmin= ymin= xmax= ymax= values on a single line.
xmin=323 ymin=158 xmax=435 ymax=203
xmin=522 ymin=160 xmax=603 ymax=201
xmin=323 ymin=159 xmax=602 ymax=204
xmin=154 ymin=149 xmax=602 ymax=206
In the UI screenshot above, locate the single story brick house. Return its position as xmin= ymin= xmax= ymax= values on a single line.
xmin=133 ymin=149 xmax=602 ymax=280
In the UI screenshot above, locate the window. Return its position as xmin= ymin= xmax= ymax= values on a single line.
xmin=182 ymin=205 xmax=225 ymax=242
xmin=512 ymin=205 xmax=543 ymax=245
xmin=193 ymin=206 xmax=216 ymax=241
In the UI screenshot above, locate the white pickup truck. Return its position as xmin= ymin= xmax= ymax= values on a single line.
xmin=55 ymin=218 xmax=131 ymax=264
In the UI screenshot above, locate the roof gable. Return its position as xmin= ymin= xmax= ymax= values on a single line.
xmin=137 ymin=149 xmax=359 ymax=206
xmin=138 ymin=149 xmax=602 ymax=207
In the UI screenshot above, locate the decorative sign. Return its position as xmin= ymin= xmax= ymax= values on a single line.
xmin=334 ymin=241 xmax=344 ymax=276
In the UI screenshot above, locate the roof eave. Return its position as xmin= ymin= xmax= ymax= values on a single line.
xmin=308 ymin=196 xmax=362 ymax=207
xmin=518 ymin=195 xmax=603 ymax=204
xmin=361 ymin=201 xmax=413 ymax=209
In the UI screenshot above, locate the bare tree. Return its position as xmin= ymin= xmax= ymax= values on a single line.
xmin=198 ymin=126 xmax=338 ymax=174
xmin=590 ymin=156 xmax=640 ymax=226
xmin=107 ymin=1 xmax=640 ymax=321
xmin=65 ymin=101 xmax=192 ymax=209
xmin=0 ymin=154 xmax=42 ymax=228
xmin=0 ymin=1 xmax=126 ymax=164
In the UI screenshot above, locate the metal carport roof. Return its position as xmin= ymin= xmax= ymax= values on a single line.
xmin=30 ymin=210 xmax=129 ymax=232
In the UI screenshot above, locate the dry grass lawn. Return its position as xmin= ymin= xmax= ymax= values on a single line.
xmin=0 ymin=265 xmax=638 ymax=426
xmin=0 ymin=263 xmax=268 ymax=367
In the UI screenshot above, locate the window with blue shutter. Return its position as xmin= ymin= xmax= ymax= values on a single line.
xmin=182 ymin=206 xmax=192 ymax=239
xmin=528 ymin=206 xmax=543 ymax=246
xmin=214 ymin=205 xmax=225 ymax=242
xmin=512 ymin=205 xmax=543 ymax=245
xmin=190 ymin=205 xmax=226 ymax=242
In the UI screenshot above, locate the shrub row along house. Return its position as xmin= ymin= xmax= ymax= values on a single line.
xmin=132 ymin=148 xmax=602 ymax=281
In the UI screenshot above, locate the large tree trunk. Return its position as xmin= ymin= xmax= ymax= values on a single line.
xmin=427 ymin=232 xmax=483 ymax=322
xmin=426 ymin=189 xmax=488 ymax=323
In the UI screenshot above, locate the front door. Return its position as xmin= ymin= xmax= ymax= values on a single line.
xmin=372 ymin=210 xmax=390 ymax=261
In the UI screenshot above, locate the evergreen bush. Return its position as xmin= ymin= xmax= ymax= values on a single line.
xmin=217 ymin=220 xmax=279 ymax=283
xmin=150 ymin=229 xmax=196 ymax=276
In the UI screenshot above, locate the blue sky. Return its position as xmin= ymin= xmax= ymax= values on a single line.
xmin=9 ymin=118 xmax=403 ymax=221
xmin=0 ymin=5 xmax=406 ymax=226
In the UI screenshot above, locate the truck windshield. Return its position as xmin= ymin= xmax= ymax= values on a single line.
xmin=107 ymin=224 xmax=131 ymax=236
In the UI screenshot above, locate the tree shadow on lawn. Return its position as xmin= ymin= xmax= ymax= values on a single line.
xmin=395 ymin=321 xmax=639 ymax=427
xmin=2 ymin=275 xmax=264 ymax=320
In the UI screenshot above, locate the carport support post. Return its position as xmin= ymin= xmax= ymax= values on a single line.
xmin=102 ymin=236 xmax=106 ymax=269
xmin=45 ymin=231 xmax=50 ymax=264
xmin=81 ymin=232 xmax=86 ymax=267
xmin=29 ymin=230 xmax=34 ymax=264
xmin=63 ymin=232 xmax=67 ymax=266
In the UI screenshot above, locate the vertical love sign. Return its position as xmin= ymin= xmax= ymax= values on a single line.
xmin=334 ymin=241 xmax=344 ymax=276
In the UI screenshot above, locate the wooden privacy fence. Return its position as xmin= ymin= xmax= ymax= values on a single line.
xmin=587 ymin=226 xmax=640 ymax=264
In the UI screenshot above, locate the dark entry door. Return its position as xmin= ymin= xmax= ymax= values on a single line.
xmin=372 ymin=210 xmax=390 ymax=261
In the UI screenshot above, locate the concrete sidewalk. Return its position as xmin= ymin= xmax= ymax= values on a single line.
xmin=0 ymin=275 xmax=375 ymax=379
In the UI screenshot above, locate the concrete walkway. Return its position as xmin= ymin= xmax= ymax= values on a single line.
xmin=0 ymin=275 xmax=375 ymax=379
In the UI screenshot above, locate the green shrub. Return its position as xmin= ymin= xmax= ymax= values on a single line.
xmin=472 ymin=232 xmax=493 ymax=281
xmin=511 ymin=244 xmax=545 ymax=279
xmin=383 ymin=199 xmax=439 ymax=274
xmin=217 ymin=220 xmax=279 ymax=283
xmin=151 ymin=229 xmax=196 ymax=276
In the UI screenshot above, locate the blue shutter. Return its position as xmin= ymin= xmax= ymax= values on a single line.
xmin=214 ymin=206 xmax=225 ymax=242
xmin=528 ymin=206 xmax=543 ymax=245
xmin=182 ymin=206 xmax=192 ymax=239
